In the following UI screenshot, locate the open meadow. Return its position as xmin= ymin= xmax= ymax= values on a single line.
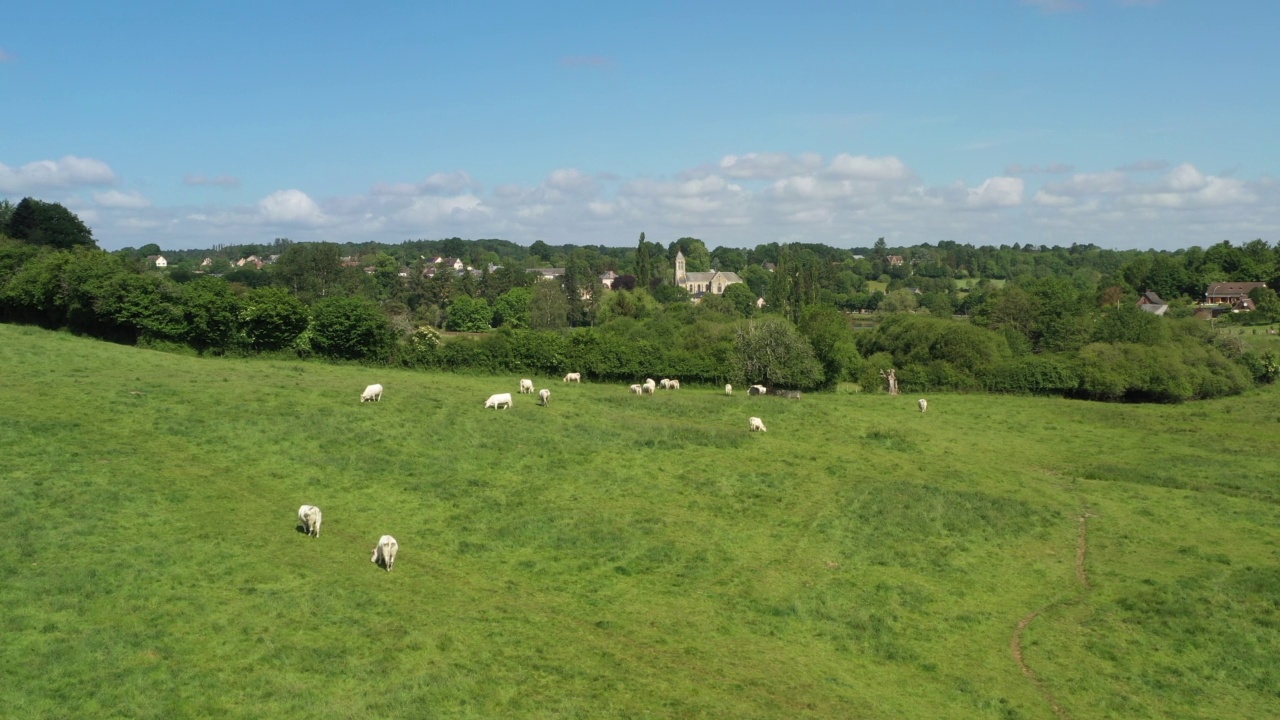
xmin=1 ymin=323 xmax=1277 ymax=719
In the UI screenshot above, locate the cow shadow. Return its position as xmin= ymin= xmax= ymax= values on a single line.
xmin=295 ymin=524 xmax=309 ymax=535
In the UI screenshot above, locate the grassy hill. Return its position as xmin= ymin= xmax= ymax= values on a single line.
xmin=1 ymin=323 xmax=1277 ymax=719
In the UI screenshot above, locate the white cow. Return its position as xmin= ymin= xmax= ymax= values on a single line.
xmin=749 ymin=416 xmax=767 ymax=432
xmin=628 ymin=384 xmax=643 ymax=394
xmin=749 ymin=384 xmax=768 ymax=396
xmin=725 ymin=384 xmax=733 ymax=395
xmin=484 ymin=392 xmax=513 ymax=409
xmin=371 ymin=535 xmax=399 ymax=572
xmin=642 ymin=380 xmax=657 ymax=394
xmin=918 ymin=398 xmax=928 ymax=413
xmin=298 ymin=505 xmax=322 ymax=538
xmin=659 ymin=378 xmax=671 ymax=389
xmin=360 ymin=383 xmax=383 ymax=402
xmin=668 ymin=379 xmax=681 ymax=390
xmin=563 ymin=373 xmax=582 ymax=383
xmin=539 ymin=388 xmax=551 ymax=406
xmin=519 ymin=379 xmax=534 ymax=394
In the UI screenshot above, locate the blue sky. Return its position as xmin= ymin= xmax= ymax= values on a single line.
xmin=2 ymin=0 xmax=1277 ymax=251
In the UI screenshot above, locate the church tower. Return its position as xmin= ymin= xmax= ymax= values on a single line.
xmin=675 ymin=250 xmax=686 ymax=286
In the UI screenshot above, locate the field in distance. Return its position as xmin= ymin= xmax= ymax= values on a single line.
xmin=0 ymin=323 xmax=1277 ymax=719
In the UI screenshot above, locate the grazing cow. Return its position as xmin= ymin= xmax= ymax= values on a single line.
xmin=749 ymin=384 xmax=768 ymax=396
xmin=918 ymin=398 xmax=928 ymax=413
xmin=360 ymin=383 xmax=383 ymax=402
xmin=563 ymin=372 xmax=582 ymax=383
xmin=725 ymin=384 xmax=733 ymax=395
xmin=484 ymin=392 xmax=513 ymax=409
xmin=298 ymin=505 xmax=322 ymax=538
xmin=749 ymin=416 xmax=767 ymax=432
xmin=629 ymin=384 xmax=643 ymax=394
xmin=669 ymin=379 xmax=681 ymax=390
xmin=519 ymin=379 xmax=534 ymax=394
xmin=371 ymin=535 xmax=399 ymax=572
xmin=659 ymin=379 xmax=671 ymax=389
xmin=642 ymin=380 xmax=657 ymax=394
xmin=539 ymin=388 xmax=551 ymax=406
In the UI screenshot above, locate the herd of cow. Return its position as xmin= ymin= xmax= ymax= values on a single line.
xmin=296 ymin=503 xmax=398 ymax=571
xmin=340 ymin=378 xmax=928 ymax=570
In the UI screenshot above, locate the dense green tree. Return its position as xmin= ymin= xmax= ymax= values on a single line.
xmin=528 ymin=280 xmax=569 ymax=330
xmin=798 ymin=304 xmax=860 ymax=386
xmin=493 ymin=286 xmax=532 ymax=328
xmin=446 ymin=295 xmax=494 ymax=332
xmin=1092 ymin=304 xmax=1170 ymax=346
xmin=650 ymin=283 xmax=691 ymax=304
xmin=710 ymin=246 xmax=747 ymax=272
xmin=879 ymin=289 xmax=920 ymax=314
xmin=0 ymin=199 xmax=15 ymax=230
xmin=241 ymin=286 xmax=309 ymax=351
xmin=181 ymin=277 xmax=243 ymax=352
xmin=721 ymin=282 xmax=758 ymax=317
xmin=635 ymin=232 xmax=652 ymax=290
xmin=309 ymin=295 xmax=394 ymax=360
xmin=529 ymin=240 xmax=553 ymax=263
xmin=733 ymin=315 xmax=823 ymax=389
xmin=274 ymin=242 xmax=345 ymax=300
xmin=669 ymin=237 xmax=711 ymax=272
xmin=6 ymin=198 xmax=96 ymax=249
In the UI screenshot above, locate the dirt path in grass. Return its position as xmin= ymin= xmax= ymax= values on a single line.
xmin=1011 ymin=511 xmax=1094 ymax=720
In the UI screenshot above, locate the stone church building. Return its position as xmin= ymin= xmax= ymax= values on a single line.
xmin=674 ymin=251 xmax=744 ymax=298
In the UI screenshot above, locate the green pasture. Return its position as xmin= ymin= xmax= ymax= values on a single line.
xmin=1 ymin=324 xmax=1277 ymax=719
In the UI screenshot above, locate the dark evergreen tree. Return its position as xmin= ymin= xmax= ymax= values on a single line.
xmin=6 ymin=198 xmax=96 ymax=249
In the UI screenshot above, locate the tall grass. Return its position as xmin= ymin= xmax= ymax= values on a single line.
xmin=1 ymin=324 xmax=1276 ymax=718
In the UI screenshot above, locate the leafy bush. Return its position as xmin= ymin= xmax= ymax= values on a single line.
xmin=981 ymin=354 xmax=1081 ymax=395
xmin=445 ymin=295 xmax=494 ymax=332
xmin=309 ymin=295 xmax=394 ymax=361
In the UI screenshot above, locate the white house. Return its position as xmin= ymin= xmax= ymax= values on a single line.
xmin=146 ymin=255 xmax=168 ymax=268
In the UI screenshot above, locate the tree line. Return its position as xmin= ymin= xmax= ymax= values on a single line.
xmin=1 ymin=196 xmax=1276 ymax=401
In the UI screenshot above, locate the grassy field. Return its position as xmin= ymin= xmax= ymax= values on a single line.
xmin=1 ymin=323 xmax=1277 ymax=719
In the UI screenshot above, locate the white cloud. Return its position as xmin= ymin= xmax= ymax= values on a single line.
xmin=545 ymin=168 xmax=598 ymax=196
xmin=966 ymin=177 xmax=1024 ymax=208
xmin=0 ymin=155 xmax=117 ymax=192
xmin=94 ymin=189 xmax=151 ymax=209
xmin=78 ymin=154 xmax=1279 ymax=253
xmin=1045 ymin=171 xmax=1128 ymax=196
xmin=1006 ymin=162 xmax=1074 ymax=175
xmin=1032 ymin=190 xmax=1075 ymax=207
xmin=1165 ymin=162 xmax=1206 ymax=191
xmin=259 ymin=189 xmax=326 ymax=225
xmin=826 ymin=154 xmax=911 ymax=181
xmin=373 ymin=170 xmax=475 ymax=196
xmin=717 ymin=152 xmax=823 ymax=179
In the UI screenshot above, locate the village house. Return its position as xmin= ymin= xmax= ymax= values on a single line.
xmin=425 ymin=256 xmax=467 ymax=272
xmin=530 ymin=267 xmax=566 ymax=281
xmin=674 ymin=251 xmax=743 ymax=298
xmin=599 ymin=270 xmax=619 ymax=289
xmin=146 ymin=255 xmax=168 ymax=268
xmin=1137 ymin=290 xmax=1169 ymax=316
xmin=886 ymin=255 xmax=905 ymax=267
xmin=1204 ymin=282 xmax=1267 ymax=311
